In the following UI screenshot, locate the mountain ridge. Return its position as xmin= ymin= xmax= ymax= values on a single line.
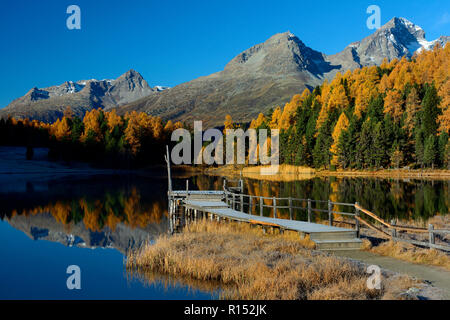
xmin=1 ymin=17 xmax=447 ymax=126
xmin=0 ymin=70 xmax=169 ymax=122
xmin=119 ymin=17 xmax=448 ymax=126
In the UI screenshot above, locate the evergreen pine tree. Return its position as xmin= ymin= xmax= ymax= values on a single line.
xmin=372 ymin=122 xmax=386 ymax=168
xmin=423 ymin=135 xmax=436 ymax=168
xmin=356 ymin=119 xmax=373 ymax=168
xmin=337 ymin=129 xmax=351 ymax=168
xmin=422 ymin=83 xmax=441 ymax=138
xmin=438 ymin=132 xmax=449 ymax=168
xmin=415 ymin=128 xmax=425 ymax=168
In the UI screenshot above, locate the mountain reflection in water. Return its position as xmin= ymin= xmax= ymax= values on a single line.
xmin=0 ymin=172 xmax=448 ymax=299
xmin=0 ymin=175 xmax=170 ymax=254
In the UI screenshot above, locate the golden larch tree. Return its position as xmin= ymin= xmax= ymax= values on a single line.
xmin=269 ymin=107 xmax=282 ymax=129
xmin=438 ymin=79 xmax=450 ymax=134
xmin=384 ymin=90 xmax=404 ymax=123
xmin=81 ymin=109 xmax=102 ymax=142
xmin=404 ymin=87 xmax=421 ymax=136
xmin=224 ymin=114 xmax=235 ymax=133
xmin=106 ymin=109 xmax=123 ymax=132
xmin=330 ymin=112 xmax=349 ymax=166
xmin=53 ymin=117 xmax=71 ymax=141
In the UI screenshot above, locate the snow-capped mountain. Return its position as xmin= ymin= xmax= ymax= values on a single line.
xmin=1 ymin=17 xmax=447 ymax=125
xmin=328 ymin=17 xmax=448 ymax=70
xmin=121 ymin=17 xmax=448 ymax=126
xmin=0 ymin=70 xmax=169 ymax=122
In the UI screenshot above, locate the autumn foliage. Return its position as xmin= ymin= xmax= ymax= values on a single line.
xmin=248 ymin=43 xmax=450 ymax=170
xmin=0 ymin=108 xmax=183 ymax=168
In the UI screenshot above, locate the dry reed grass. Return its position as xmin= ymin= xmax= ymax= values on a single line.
xmin=203 ymin=164 xmax=450 ymax=181
xmin=368 ymin=240 xmax=450 ymax=270
xmin=243 ymin=165 xmax=315 ymax=182
xmin=127 ymin=220 xmax=417 ymax=300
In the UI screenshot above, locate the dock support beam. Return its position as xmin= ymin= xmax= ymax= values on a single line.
xmin=273 ymin=197 xmax=277 ymax=218
xmin=328 ymin=200 xmax=333 ymax=226
xmin=307 ymin=199 xmax=312 ymax=223
xmin=429 ymin=224 xmax=435 ymax=245
xmin=355 ymin=202 xmax=360 ymax=238
xmin=289 ymin=197 xmax=293 ymax=220
xmin=260 ymin=197 xmax=263 ymax=216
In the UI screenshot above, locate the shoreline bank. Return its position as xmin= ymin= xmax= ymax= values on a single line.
xmin=127 ymin=220 xmax=443 ymax=300
xmin=178 ymin=165 xmax=450 ymax=181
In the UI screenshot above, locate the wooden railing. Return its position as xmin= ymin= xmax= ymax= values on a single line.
xmin=222 ymin=187 xmax=360 ymax=235
xmin=354 ymin=204 xmax=450 ymax=252
xmin=222 ymin=180 xmax=450 ymax=252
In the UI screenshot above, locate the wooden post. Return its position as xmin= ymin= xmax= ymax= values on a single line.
xmin=289 ymin=197 xmax=293 ymax=220
xmin=240 ymin=194 xmax=244 ymax=212
xmin=429 ymin=224 xmax=435 ymax=245
xmin=223 ymin=179 xmax=227 ymax=191
xmin=260 ymin=197 xmax=263 ymax=216
xmin=273 ymin=197 xmax=277 ymax=218
xmin=308 ymin=199 xmax=312 ymax=223
xmin=391 ymin=219 xmax=397 ymax=239
xmin=328 ymin=200 xmax=333 ymax=226
xmin=165 ymin=145 xmax=172 ymax=193
xmin=355 ymin=202 xmax=360 ymax=238
xmin=249 ymin=196 xmax=253 ymax=215
xmin=168 ymin=199 xmax=173 ymax=234
xmin=186 ymin=180 xmax=189 ymax=197
xmin=232 ymin=194 xmax=235 ymax=210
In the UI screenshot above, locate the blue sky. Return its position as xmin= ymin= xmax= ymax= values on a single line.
xmin=0 ymin=0 xmax=449 ymax=108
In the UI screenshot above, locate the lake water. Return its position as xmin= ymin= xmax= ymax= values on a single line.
xmin=0 ymin=152 xmax=448 ymax=299
xmin=0 ymin=173 xmax=218 ymax=299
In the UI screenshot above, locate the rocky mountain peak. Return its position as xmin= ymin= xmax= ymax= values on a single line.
xmin=118 ymin=69 xmax=143 ymax=80
xmin=2 ymin=17 xmax=447 ymax=126
xmin=333 ymin=17 xmax=448 ymax=66
xmin=224 ymin=31 xmax=328 ymax=77
xmin=384 ymin=17 xmax=425 ymax=38
xmin=26 ymin=87 xmax=49 ymax=101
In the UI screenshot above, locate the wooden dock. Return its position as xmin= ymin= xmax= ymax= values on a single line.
xmin=168 ymin=189 xmax=363 ymax=250
xmin=164 ymin=147 xmax=450 ymax=252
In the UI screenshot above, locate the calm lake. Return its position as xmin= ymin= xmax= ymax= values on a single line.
xmin=0 ymin=173 xmax=221 ymax=299
xmin=0 ymin=149 xmax=448 ymax=299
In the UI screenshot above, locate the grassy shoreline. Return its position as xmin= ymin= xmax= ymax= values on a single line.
xmin=364 ymin=240 xmax=450 ymax=271
xmin=179 ymin=164 xmax=450 ymax=181
xmin=127 ymin=220 xmax=424 ymax=300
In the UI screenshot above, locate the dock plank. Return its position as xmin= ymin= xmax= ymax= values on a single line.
xmin=183 ymin=200 xmax=354 ymax=234
xmin=176 ymin=191 xmax=362 ymax=250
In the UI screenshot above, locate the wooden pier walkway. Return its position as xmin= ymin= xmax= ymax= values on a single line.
xmin=168 ymin=189 xmax=363 ymax=250
xmin=164 ymin=147 xmax=450 ymax=252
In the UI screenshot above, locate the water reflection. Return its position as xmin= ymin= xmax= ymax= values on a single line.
xmin=2 ymin=174 xmax=448 ymax=247
xmin=0 ymin=175 xmax=169 ymax=253
xmin=0 ymin=172 xmax=448 ymax=299
xmin=187 ymin=175 xmax=449 ymax=224
xmin=0 ymin=174 xmax=218 ymax=299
